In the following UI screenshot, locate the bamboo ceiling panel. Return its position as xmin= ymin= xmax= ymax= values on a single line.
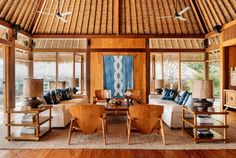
xmin=0 ymin=0 xmax=235 ymax=35
xmin=149 ymin=38 xmax=204 ymax=49
xmin=33 ymin=38 xmax=87 ymax=48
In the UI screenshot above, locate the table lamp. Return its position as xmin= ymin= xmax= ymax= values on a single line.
xmin=192 ymin=80 xmax=213 ymax=111
xmin=23 ymin=79 xmax=43 ymax=108
xmin=155 ymin=79 xmax=164 ymax=95
xmin=70 ymin=78 xmax=79 ymax=94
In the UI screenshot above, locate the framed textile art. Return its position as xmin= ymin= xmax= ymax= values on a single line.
xmin=103 ymin=56 xmax=134 ymax=98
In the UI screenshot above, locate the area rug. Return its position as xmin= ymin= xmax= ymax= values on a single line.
xmin=1 ymin=123 xmax=236 ymax=150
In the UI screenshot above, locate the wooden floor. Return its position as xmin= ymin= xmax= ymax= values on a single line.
xmin=1 ymin=149 xmax=236 ymax=158
xmin=1 ymin=110 xmax=236 ymax=158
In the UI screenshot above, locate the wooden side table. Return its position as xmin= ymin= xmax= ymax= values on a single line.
xmin=5 ymin=105 xmax=52 ymax=141
xmin=182 ymin=106 xmax=229 ymax=144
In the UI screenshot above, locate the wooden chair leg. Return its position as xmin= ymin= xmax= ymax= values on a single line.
xmin=105 ymin=119 xmax=108 ymax=134
xmin=68 ymin=119 xmax=74 ymax=145
xmin=160 ymin=119 xmax=166 ymax=145
xmin=127 ymin=120 xmax=131 ymax=145
xmin=102 ymin=119 xmax=107 ymax=145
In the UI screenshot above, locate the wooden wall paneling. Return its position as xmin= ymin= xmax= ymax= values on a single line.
xmin=90 ymin=52 xmax=146 ymax=104
xmin=90 ymin=38 xmax=146 ymax=48
xmin=228 ymin=47 xmax=236 ymax=89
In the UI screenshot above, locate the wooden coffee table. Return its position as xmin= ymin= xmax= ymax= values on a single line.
xmin=105 ymin=103 xmax=129 ymax=116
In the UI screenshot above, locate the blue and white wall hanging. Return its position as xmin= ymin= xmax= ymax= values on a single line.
xmin=103 ymin=56 xmax=134 ymax=98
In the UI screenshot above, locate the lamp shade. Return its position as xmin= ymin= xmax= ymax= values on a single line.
xmin=155 ymin=79 xmax=164 ymax=89
xmin=192 ymin=80 xmax=213 ymax=99
xmin=23 ymin=79 xmax=43 ymax=98
xmin=70 ymin=78 xmax=79 ymax=87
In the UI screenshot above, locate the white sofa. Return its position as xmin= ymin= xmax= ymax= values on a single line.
xmin=149 ymin=94 xmax=221 ymax=128
xmin=149 ymin=94 xmax=184 ymax=128
xmin=43 ymin=97 xmax=87 ymax=128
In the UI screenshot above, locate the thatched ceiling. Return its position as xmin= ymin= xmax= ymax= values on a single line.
xmin=0 ymin=0 xmax=235 ymax=35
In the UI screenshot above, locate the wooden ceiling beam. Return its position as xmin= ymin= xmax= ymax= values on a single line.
xmin=0 ymin=20 xmax=31 ymax=37
xmin=32 ymin=48 xmax=205 ymax=53
xmin=31 ymin=0 xmax=46 ymax=34
xmin=116 ymin=0 xmax=120 ymax=35
xmin=32 ymin=34 xmax=205 ymax=39
xmin=189 ymin=0 xmax=207 ymax=34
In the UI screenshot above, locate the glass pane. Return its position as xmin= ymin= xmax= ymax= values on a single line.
xmin=209 ymin=62 xmax=220 ymax=97
xmin=155 ymin=54 xmax=163 ymax=79
xmin=34 ymin=62 xmax=56 ymax=92
xmin=15 ymin=61 xmax=29 ymax=106
xmin=163 ymin=53 xmax=179 ymax=89
xmin=58 ymin=52 xmax=73 ymax=88
xmin=181 ymin=62 xmax=204 ymax=91
xmin=0 ymin=47 xmax=4 ymax=110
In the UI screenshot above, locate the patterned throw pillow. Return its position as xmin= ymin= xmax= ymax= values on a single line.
xmin=43 ymin=91 xmax=53 ymax=104
xmin=177 ymin=91 xmax=188 ymax=105
xmin=162 ymin=88 xmax=177 ymax=101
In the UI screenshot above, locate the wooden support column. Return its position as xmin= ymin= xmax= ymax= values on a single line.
xmin=56 ymin=52 xmax=59 ymax=88
xmin=5 ymin=30 xmax=15 ymax=109
xmin=86 ymin=39 xmax=91 ymax=102
xmin=205 ymin=53 xmax=209 ymax=80
xmin=220 ymin=33 xmax=225 ymax=110
xmin=81 ymin=55 xmax=84 ymax=94
xmin=146 ymin=39 xmax=150 ymax=103
xmin=28 ymin=38 xmax=33 ymax=78
xmin=72 ymin=52 xmax=76 ymax=78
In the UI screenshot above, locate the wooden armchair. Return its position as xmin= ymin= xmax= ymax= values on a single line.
xmin=127 ymin=104 xmax=166 ymax=145
xmin=94 ymin=89 xmax=106 ymax=102
xmin=129 ymin=90 xmax=141 ymax=104
xmin=67 ymin=104 xmax=107 ymax=145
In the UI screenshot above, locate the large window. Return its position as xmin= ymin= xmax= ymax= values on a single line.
xmin=152 ymin=52 xmax=206 ymax=92
xmin=33 ymin=52 xmax=85 ymax=93
xmin=34 ymin=52 xmax=56 ymax=92
xmin=181 ymin=62 xmax=204 ymax=91
xmin=0 ymin=47 xmax=4 ymax=109
xmin=58 ymin=52 xmax=73 ymax=88
xmin=163 ymin=53 xmax=179 ymax=89
xmin=15 ymin=50 xmax=29 ymax=106
xmin=209 ymin=62 xmax=220 ymax=97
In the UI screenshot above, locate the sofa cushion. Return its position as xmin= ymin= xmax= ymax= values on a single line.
xmin=184 ymin=93 xmax=192 ymax=107
xmin=177 ymin=91 xmax=188 ymax=105
xmin=43 ymin=91 xmax=53 ymax=104
xmin=162 ymin=88 xmax=177 ymax=101
xmin=50 ymin=90 xmax=60 ymax=104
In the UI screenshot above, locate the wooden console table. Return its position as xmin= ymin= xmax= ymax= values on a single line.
xmin=182 ymin=106 xmax=229 ymax=144
xmin=5 ymin=105 xmax=52 ymax=141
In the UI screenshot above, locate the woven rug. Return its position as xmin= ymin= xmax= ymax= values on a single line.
xmin=1 ymin=122 xmax=236 ymax=150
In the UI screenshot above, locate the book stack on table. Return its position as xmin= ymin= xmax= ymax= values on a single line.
xmin=197 ymin=129 xmax=214 ymax=138
xmin=197 ymin=115 xmax=214 ymax=124
xmin=20 ymin=127 xmax=36 ymax=135
xmin=21 ymin=114 xmax=36 ymax=123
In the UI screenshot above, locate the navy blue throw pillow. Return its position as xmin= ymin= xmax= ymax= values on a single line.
xmin=177 ymin=91 xmax=188 ymax=105
xmin=43 ymin=91 xmax=53 ymax=104
xmin=162 ymin=88 xmax=177 ymax=101
xmin=50 ymin=90 xmax=60 ymax=104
